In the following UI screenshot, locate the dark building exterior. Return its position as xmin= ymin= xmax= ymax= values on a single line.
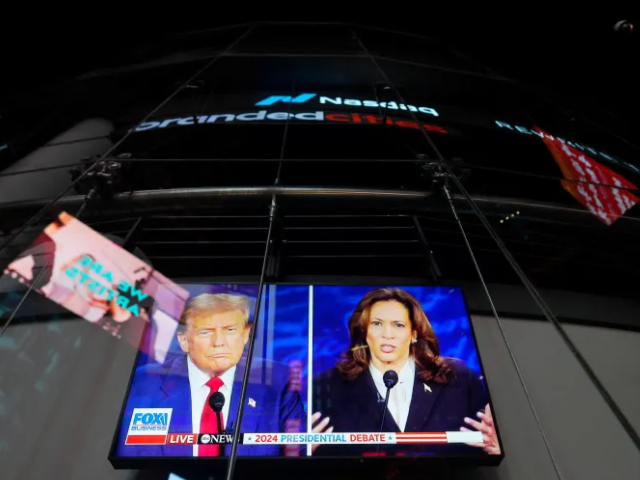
xmin=0 ymin=22 xmax=639 ymax=480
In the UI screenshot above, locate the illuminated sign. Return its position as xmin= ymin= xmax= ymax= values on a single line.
xmin=135 ymin=111 xmax=325 ymax=130
xmin=133 ymin=110 xmax=449 ymax=135
xmin=255 ymin=93 xmax=440 ymax=117
xmin=129 ymin=95 xmax=637 ymax=175
xmin=255 ymin=93 xmax=318 ymax=106
xmin=538 ymin=126 xmax=639 ymax=225
xmin=495 ymin=120 xmax=639 ymax=173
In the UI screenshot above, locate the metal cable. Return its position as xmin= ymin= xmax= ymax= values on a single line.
xmin=447 ymin=176 xmax=640 ymax=452
xmin=351 ymin=25 xmax=572 ymax=478
xmin=0 ymin=200 xmax=89 ymax=340
xmin=0 ymin=251 xmax=55 ymax=340
xmin=463 ymin=162 xmax=640 ymax=196
xmin=275 ymin=80 xmax=297 ymax=186
xmin=356 ymin=30 xmax=640 ymax=453
xmin=224 ymin=195 xmax=277 ymax=480
xmin=442 ymin=184 xmax=566 ymax=479
xmin=0 ymin=163 xmax=85 ymax=179
xmin=225 ymin=75 xmax=292 ymax=479
xmin=0 ymin=24 xmax=256 ymax=258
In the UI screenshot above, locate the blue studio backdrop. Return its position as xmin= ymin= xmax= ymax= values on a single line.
xmin=133 ymin=284 xmax=482 ymax=417
xmin=311 ymin=285 xmax=482 ymax=380
xmin=137 ymin=283 xmax=310 ymax=410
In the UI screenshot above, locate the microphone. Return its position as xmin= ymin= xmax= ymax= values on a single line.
xmin=383 ymin=370 xmax=399 ymax=389
xmin=209 ymin=391 xmax=225 ymax=436
xmin=377 ymin=370 xmax=399 ymax=455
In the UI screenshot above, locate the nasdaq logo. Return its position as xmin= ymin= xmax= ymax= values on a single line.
xmin=254 ymin=93 xmax=439 ymax=117
xmin=255 ymin=93 xmax=317 ymax=106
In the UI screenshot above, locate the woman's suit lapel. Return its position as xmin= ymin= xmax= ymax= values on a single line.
xmin=351 ymin=370 xmax=401 ymax=432
xmin=404 ymin=373 xmax=443 ymax=432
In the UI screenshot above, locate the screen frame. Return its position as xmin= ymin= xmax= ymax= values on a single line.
xmin=108 ymin=279 xmax=505 ymax=475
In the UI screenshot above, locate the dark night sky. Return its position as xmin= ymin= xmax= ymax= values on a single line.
xmin=1 ymin=9 xmax=637 ymax=132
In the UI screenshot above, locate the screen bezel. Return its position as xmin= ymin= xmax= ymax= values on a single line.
xmin=108 ymin=280 xmax=505 ymax=475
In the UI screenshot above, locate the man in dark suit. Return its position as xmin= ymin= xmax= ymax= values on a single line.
xmin=114 ymin=293 xmax=305 ymax=457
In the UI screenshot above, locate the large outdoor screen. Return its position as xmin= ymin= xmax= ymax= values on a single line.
xmin=110 ymin=283 xmax=503 ymax=465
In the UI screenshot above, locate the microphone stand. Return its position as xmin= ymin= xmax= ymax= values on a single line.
xmin=209 ymin=391 xmax=226 ymax=456
xmin=376 ymin=387 xmax=393 ymax=456
xmin=376 ymin=371 xmax=398 ymax=456
xmin=216 ymin=412 xmax=223 ymax=438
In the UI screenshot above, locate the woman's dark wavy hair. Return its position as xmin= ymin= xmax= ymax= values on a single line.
xmin=336 ymin=288 xmax=454 ymax=384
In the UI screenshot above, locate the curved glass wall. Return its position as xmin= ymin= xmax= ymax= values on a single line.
xmin=1 ymin=21 xmax=639 ymax=480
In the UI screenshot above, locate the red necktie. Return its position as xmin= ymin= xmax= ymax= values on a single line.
xmin=199 ymin=376 xmax=224 ymax=457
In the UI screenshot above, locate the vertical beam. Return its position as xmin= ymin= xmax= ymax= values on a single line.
xmin=225 ymin=195 xmax=278 ymax=480
xmin=412 ymin=215 xmax=441 ymax=283
xmin=121 ymin=217 xmax=144 ymax=252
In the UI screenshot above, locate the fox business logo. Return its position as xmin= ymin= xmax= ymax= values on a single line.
xmin=125 ymin=408 xmax=173 ymax=445
xmin=131 ymin=412 xmax=168 ymax=431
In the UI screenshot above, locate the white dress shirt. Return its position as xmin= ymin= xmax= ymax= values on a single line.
xmin=369 ymin=358 xmax=415 ymax=432
xmin=187 ymin=356 xmax=236 ymax=456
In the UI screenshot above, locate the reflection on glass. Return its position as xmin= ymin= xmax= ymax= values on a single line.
xmin=537 ymin=127 xmax=639 ymax=225
xmin=3 ymin=211 xmax=188 ymax=363
xmin=113 ymin=285 xmax=307 ymax=459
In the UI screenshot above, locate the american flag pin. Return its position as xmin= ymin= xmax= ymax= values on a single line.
xmin=248 ymin=398 xmax=257 ymax=407
xmin=424 ymin=384 xmax=432 ymax=393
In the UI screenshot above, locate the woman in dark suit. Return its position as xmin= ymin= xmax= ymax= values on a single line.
xmin=312 ymin=288 xmax=500 ymax=456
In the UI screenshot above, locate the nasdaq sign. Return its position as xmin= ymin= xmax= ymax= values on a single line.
xmin=255 ymin=93 xmax=439 ymax=117
xmin=255 ymin=93 xmax=318 ymax=106
xmin=133 ymin=110 xmax=449 ymax=135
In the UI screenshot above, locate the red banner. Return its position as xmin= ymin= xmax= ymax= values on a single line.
xmin=537 ymin=127 xmax=639 ymax=225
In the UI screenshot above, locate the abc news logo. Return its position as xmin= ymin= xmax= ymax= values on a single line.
xmin=168 ymin=433 xmax=237 ymax=445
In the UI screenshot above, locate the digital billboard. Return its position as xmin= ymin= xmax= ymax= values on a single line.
xmin=0 ymin=213 xmax=503 ymax=471
xmin=110 ymin=283 xmax=502 ymax=465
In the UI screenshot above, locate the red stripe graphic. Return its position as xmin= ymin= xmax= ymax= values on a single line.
xmin=396 ymin=432 xmax=446 ymax=435
xmin=397 ymin=440 xmax=448 ymax=444
xmin=397 ymin=436 xmax=448 ymax=439
xmin=125 ymin=434 xmax=167 ymax=445
xmin=396 ymin=432 xmax=447 ymax=444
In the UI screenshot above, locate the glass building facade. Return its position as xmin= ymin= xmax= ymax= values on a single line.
xmin=0 ymin=22 xmax=639 ymax=480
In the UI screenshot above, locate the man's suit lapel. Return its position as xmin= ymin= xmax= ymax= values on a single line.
xmin=158 ymin=356 xmax=193 ymax=456
xmin=224 ymin=357 xmax=266 ymax=455
xmin=354 ymin=371 xmax=400 ymax=432
xmin=405 ymin=373 xmax=442 ymax=432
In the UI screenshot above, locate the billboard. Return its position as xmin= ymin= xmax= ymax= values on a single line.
xmin=0 ymin=220 xmax=503 ymax=469
xmin=110 ymin=283 xmax=502 ymax=464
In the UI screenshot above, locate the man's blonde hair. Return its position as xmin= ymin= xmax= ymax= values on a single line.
xmin=179 ymin=293 xmax=251 ymax=330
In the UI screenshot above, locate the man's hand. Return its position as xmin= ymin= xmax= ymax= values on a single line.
xmin=460 ymin=404 xmax=501 ymax=455
xmin=311 ymin=411 xmax=333 ymax=453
